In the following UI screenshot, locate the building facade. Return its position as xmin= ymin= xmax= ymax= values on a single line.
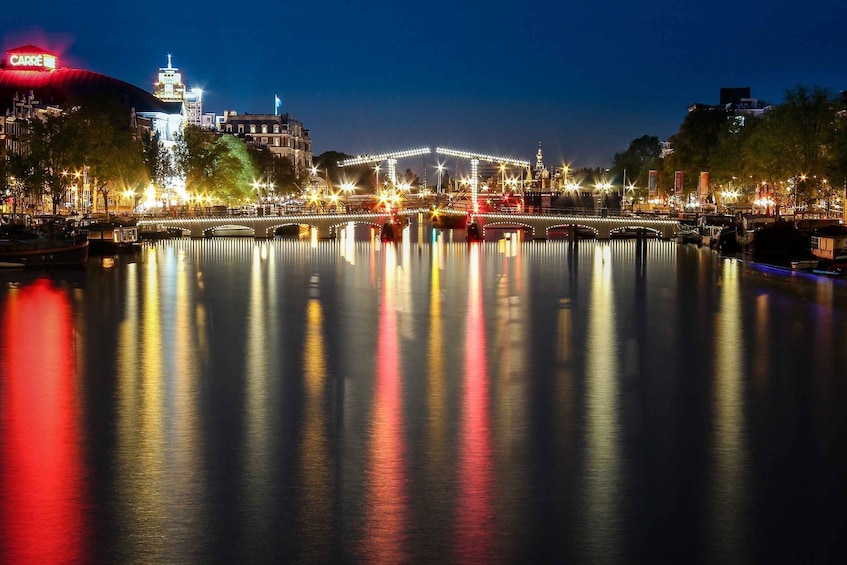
xmin=153 ymin=55 xmax=203 ymax=127
xmin=221 ymin=112 xmax=312 ymax=172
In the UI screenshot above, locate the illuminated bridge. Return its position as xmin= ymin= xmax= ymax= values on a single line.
xmin=467 ymin=211 xmax=682 ymax=240
xmin=138 ymin=210 xmax=682 ymax=240
xmin=137 ymin=211 xmax=402 ymax=239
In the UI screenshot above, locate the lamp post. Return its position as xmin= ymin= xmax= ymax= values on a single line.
xmin=436 ymin=163 xmax=444 ymax=195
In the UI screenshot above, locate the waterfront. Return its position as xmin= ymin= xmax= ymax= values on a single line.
xmin=1 ymin=235 xmax=847 ymax=563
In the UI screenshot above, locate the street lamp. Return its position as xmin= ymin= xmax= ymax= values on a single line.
xmin=436 ymin=163 xmax=444 ymax=195
xmin=340 ymin=182 xmax=356 ymax=211
xmin=626 ymin=182 xmax=637 ymax=211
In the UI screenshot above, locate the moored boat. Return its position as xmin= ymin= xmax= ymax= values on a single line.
xmin=812 ymin=254 xmax=847 ymax=277
xmin=0 ymin=225 xmax=89 ymax=268
xmin=736 ymin=216 xmax=809 ymax=261
xmin=77 ymin=218 xmax=141 ymax=253
xmin=790 ymin=259 xmax=818 ymax=271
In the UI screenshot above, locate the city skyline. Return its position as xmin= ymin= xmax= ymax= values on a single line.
xmin=4 ymin=0 xmax=847 ymax=167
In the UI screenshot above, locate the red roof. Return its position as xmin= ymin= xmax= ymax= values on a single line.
xmin=0 ymin=67 xmax=181 ymax=114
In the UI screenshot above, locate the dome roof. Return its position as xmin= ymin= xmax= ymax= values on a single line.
xmin=0 ymin=67 xmax=182 ymax=115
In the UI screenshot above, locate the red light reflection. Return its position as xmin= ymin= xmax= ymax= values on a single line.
xmin=0 ymin=279 xmax=88 ymax=564
xmin=364 ymin=245 xmax=408 ymax=562
xmin=455 ymin=244 xmax=495 ymax=561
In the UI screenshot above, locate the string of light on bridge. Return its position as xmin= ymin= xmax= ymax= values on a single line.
xmin=434 ymin=147 xmax=530 ymax=168
xmin=338 ymin=147 xmax=432 ymax=167
xmin=435 ymin=147 xmax=530 ymax=214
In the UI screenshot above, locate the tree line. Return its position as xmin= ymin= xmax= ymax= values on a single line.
xmin=1 ymin=95 xmax=308 ymax=217
xmin=608 ymin=85 xmax=847 ymax=212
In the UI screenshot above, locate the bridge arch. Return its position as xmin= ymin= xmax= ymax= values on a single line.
xmin=545 ymin=222 xmax=599 ymax=239
xmin=479 ymin=220 xmax=537 ymax=239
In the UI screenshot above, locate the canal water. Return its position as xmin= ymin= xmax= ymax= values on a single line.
xmin=1 ymin=232 xmax=846 ymax=564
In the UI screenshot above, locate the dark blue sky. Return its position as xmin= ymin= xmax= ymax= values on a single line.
xmin=4 ymin=0 xmax=847 ymax=167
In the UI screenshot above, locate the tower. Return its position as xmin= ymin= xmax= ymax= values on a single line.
xmin=534 ymin=141 xmax=546 ymax=180
xmin=153 ymin=54 xmax=185 ymax=102
xmin=153 ymin=55 xmax=202 ymax=126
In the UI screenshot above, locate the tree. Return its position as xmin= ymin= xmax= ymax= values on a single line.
xmin=212 ymin=135 xmax=257 ymax=204
xmin=141 ymin=130 xmax=173 ymax=194
xmin=610 ymin=135 xmax=662 ymax=202
xmin=314 ymin=151 xmax=374 ymax=192
xmin=664 ymin=107 xmax=729 ymax=197
xmin=23 ymin=111 xmax=79 ymax=215
xmin=175 ymin=126 xmax=257 ymax=205
xmin=69 ymin=96 xmax=146 ymax=216
xmin=248 ymin=145 xmax=303 ymax=196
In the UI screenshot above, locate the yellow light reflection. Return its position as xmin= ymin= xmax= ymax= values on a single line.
xmin=426 ymin=241 xmax=447 ymax=505
xmin=298 ymin=297 xmax=332 ymax=561
xmin=710 ymin=258 xmax=748 ymax=560
xmin=584 ymin=244 xmax=621 ymax=562
xmin=243 ymin=244 xmax=274 ymax=545
xmin=116 ymin=252 xmax=166 ymax=558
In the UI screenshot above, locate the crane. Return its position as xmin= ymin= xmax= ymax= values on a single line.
xmin=338 ymin=147 xmax=431 ymax=189
xmin=435 ymin=148 xmax=530 ymax=214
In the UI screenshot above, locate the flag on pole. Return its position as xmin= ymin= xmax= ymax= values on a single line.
xmin=274 ymin=95 xmax=281 ymax=115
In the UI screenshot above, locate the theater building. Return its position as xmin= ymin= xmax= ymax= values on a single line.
xmin=0 ymin=44 xmax=184 ymax=150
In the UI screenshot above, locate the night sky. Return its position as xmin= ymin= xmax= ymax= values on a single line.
xmin=4 ymin=0 xmax=847 ymax=167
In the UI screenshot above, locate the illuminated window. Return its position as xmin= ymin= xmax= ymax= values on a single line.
xmin=273 ymin=124 xmax=279 ymax=133
xmin=262 ymin=124 xmax=268 ymax=134
xmin=250 ymin=124 xmax=256 ymax=134
xmin=274 ymin=137 xmax=280 ymax=146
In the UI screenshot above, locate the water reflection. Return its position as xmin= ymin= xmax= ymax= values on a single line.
xmin=364 ymin=243 xmax=408 ymax=562
xmin=455 ymin=243 xmax=496 ymax=561
xmin=242 ymin=243 xmax=277 ymax=556
xmin=710 ymin=258 xmax=749 ymax=561
xmin=1 ymin=234 xmax=845 ymax=563
xmin=583 ymin=244 xmax=622 ymax=562
xmin=0 ymin=278 xmax=88 ymax=564
xmin=298 ymin=293 xmax=333 ymax=560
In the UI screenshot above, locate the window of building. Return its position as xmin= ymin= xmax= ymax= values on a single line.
xmin=238 ymin=124 xmax=244 ymax=134
xmin=250 ymin=124 xmax=256 ymax=134
xmin=261 ymin=124 xmax=268 ymax=134
xmin=274 ymin=137 xmax=280 ymax=146
xmin=273 ymin=124 xmax=280 ymax=133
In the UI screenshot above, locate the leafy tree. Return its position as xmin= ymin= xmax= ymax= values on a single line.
xmin=68 ymin=96 xmax=146 ymax=216
xmin=611 ymin=135 xmax=661 ymax=186
xmin=314 ymin=150 xmax=374 ymax=192
xmin=213 ymin=135 xmax=257 ymax=204
xmin=176 ymin=125 xmax=257 ymax=204
xmin=664 ymin=106 xmax=729 ymax=197
xmin=141 ymin=130 xmax=173 ymax=194
xmin=23 ymin=112 xmax=80 ymax=215
xmin=248 ymin=146 xmax=304 ymax=196
xmin=5 ymin=150 xmax=41 ymax=218
xmin=710 ymin=114 xmax=760 ymax=188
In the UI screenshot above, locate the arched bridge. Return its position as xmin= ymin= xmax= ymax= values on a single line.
xmin=137 ymin=211 xmax=401 ymax=239
xmin=469 ymin=212 xmax=682 ymax=240
xmin=137 ymin=210 xmax=682 ymax=240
